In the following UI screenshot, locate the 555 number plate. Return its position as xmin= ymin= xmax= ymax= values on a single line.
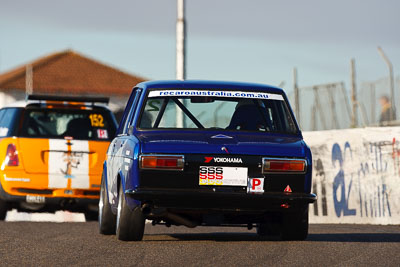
xmin=199 ymin=166 xmax=247 ymax=186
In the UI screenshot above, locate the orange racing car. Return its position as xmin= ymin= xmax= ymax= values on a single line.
xmin=0 ymin=95 xmax=117 ymax=220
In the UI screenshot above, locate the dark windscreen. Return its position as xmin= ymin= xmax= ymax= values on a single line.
xmin=138 ymin=89 xmax=298 ymax=134
xmin=0 ymin=108 xmax=23 ymax=137
xmin=20 ymin=108 xmax=116 ymax=140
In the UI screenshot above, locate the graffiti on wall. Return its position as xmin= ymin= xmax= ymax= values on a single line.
xmin=304 ymin=127 xmax=400 ymax=224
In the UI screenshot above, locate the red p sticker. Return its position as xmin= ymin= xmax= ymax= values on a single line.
xmin=248 ymin=178 xmax=264 ymax=193
xmin=252 ymin=179 xmax=261 ymax=190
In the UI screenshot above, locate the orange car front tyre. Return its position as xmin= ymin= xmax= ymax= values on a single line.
xmin=0 ymin=197 xmax=8 ymax=220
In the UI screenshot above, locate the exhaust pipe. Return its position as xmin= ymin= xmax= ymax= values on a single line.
xmin=141 ymin=204 xmax=197 ymax=228
xmin=164 ymin=212 xmax=197 ymax=228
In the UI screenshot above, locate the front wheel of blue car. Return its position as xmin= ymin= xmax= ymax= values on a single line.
xmin=99 ymin=173 xmax=116 ymax=235
xmin=116 ymin=183 xmax=145 ymax=241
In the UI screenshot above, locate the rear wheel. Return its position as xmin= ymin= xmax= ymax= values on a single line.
xmin=99 ymin=173 xmax=116 ymax=234
xmin=280 ymin=207 xmax=309 ymax=241
xmin=116 ymin=183 xmax=145 ymax=241
xmin=256 ymin=223 xmax=268 ymax=236
xmin=0 ymin=198 xmax=7 ymax=220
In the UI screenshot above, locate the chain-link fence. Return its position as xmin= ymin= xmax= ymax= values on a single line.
xmin=359 ymin=76 xmax=400 ymax=126
xmin=287 ymin=76 xmax=400 ymax=131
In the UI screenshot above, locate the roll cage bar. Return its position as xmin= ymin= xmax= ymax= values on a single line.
xmin=151 ymin=97 xmax=270 ymax=130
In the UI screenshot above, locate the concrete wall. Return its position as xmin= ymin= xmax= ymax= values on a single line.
xmin=6 ymin=210 xmax=85 ymax=222
xmin=305 ymin=127 xmax=400 ymax=224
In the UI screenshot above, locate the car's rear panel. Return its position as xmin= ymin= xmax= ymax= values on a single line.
xmin=0 ymin=101 xmax=116 ymax=201
xmin=129 ymin=135 xmax=313 ymax=216
xmin=0 ymin=137 xmax=109 ymax=199
xmin=139 ymin=154 xmax=306 ymax=193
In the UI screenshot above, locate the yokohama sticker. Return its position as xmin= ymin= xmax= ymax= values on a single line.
xmin=199 ymin=166 xmax=247 ymax=186
xmin=204 ymin=157 xmax=243 ymax=164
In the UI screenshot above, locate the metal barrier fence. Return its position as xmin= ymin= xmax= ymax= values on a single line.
xmin=287 ymin=76 xmax=400 ymax=131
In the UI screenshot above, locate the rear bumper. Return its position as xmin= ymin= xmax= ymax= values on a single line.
xmin=126 ymin=188 xmax=316 ymax=212
xmin=0 ymin=182 xmax=98 ymax=211
xmin=0 ymin=172 xmax=100 ymax=199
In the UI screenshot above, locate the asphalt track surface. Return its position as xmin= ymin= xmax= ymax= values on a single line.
xmin=0 ymin=222 xmax=399 ymax=266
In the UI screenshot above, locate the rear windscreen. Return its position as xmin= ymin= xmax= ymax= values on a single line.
xmin=138 ymin=89 xmax=298 ymax=134
xmin=19 ymin=108 xmax=116 ymax=140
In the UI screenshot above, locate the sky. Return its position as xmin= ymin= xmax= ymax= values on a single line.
xmin=1 ymin=0 xmax=400 ymax=93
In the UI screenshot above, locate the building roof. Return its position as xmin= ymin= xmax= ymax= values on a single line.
xmin=0 ymin=50 xmax=146 ymax=96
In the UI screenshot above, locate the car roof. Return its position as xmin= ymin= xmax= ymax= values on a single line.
xmin=136 ymin=80 xmax=284 ymax=94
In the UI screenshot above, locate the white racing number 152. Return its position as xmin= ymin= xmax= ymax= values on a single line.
xmin=199 ymin=166 xmax=223 ymax=185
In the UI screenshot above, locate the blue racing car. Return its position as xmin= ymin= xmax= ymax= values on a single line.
xmin=99 ymin=80 xmax=316 ymax=241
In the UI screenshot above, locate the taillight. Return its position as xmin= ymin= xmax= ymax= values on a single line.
xmin=6 ymin=144 xmax=19 ymax=166
xmin=140 ymin=155 xmax=184 ymax=170
xmin=262 ymin=158 xmax=306 ymax=173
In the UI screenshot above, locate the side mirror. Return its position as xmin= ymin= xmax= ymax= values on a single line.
xmin=128 ymin=125 xmax=134 ymax=135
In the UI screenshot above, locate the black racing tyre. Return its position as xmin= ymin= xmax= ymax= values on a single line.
xmin=116 ymin=183 xmax=145 ymax=241
xmin=256 ymin=223 xmax=269 ymax=236
xmin=280 ymin=207 xmax=309 ymax=241
xmin=0 ymin=197 xmax=7 ymax=220
xmin=99 ymin=173 xmax=116 ymax=234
